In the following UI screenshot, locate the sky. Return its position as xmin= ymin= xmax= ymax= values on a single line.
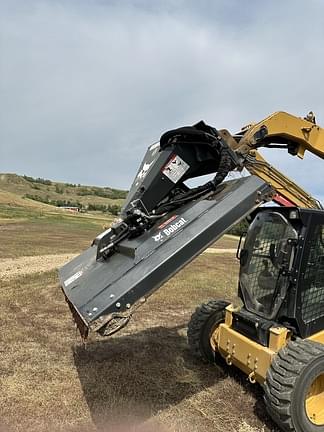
xmin=1 ymin=0 xmax=324 ymax=202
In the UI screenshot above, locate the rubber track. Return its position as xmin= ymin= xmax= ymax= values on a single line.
xmin=264 ymin=339 xmax=324 ymax=432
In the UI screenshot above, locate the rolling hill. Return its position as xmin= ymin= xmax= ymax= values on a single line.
xmin=0 ymin=173 xmax=127 ymax=214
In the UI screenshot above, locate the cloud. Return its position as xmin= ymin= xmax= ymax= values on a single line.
xmin=1 ymin=0 xmax=324 ymax=202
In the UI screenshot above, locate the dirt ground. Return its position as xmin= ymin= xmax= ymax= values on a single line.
xmin=0 ymin=217 xmax=278 ymax=432
xmin=0 ymin=248 xmax=235 ymax=281
xmin=0 ymin=253 xmax=77 ymax=280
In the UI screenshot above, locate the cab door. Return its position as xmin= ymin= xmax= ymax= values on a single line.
xmin=298 ymin=214 xmax=324 ymax=337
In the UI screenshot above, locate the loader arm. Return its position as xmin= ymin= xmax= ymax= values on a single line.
xmin=244 ymin=151 xmax=321 ymax=208
xmin=224 ymin=111 xmax=324 ymax=209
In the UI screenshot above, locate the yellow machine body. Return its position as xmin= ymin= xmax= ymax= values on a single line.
xmin=213 ymin=305 xmax=324 ymax=385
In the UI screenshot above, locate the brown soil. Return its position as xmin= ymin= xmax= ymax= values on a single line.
xmin=0 ymin=226 xmax=277 ymax=432
xmin=0 ymin=248 xmax=234 ymax=281
xmin=205 ymin=248 xmax=237 ymax=254
xmin=0 ymin=253 xmax=77 ymax=280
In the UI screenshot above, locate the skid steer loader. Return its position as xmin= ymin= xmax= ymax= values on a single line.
xmin=59 ymin=111 xmax=324 ymax=432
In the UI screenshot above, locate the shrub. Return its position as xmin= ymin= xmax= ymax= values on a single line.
xmin=22 ymin=175 xmax=52 ymax=185
xmin=228 ymin=219 xmax=249 ymax=236
xmin=55 ymin=184 xmax=64 ymax=194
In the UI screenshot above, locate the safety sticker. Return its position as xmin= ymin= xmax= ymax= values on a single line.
xmin=162 ymin=155 xmax=189 ymax=183
xmin=152 ymin=217 xmax=188 ymax=242
xmin=64 ymin=270 xmax=83 ymax=287
xmin=158 ymin=215 xmax=178 ymax=229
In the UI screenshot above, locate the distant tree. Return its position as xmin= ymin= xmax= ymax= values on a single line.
xmin=23 ymin=175 xmax=52 ymax=185
xmin=23 ymin=175 xmax=35 ymax=182
xmin=55 ymin=184 xmax=64 ymax=194
xmin=35 ymin=177 xmax=52 ymax=185
xmin=107 ymin=204 xmax=121 ymax=216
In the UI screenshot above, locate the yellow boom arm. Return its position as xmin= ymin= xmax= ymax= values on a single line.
xmin=224 ymin=111 xmax=324 ymax=209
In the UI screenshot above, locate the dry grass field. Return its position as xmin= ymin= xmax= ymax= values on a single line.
xmin=0 ymin=174 xmax=126 ymax=209
xmin=0 ymin=199 xmax=279 ymax=432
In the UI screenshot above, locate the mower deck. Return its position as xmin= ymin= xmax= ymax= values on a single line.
xmin=59 ymin=176 xmax=272 ymax=337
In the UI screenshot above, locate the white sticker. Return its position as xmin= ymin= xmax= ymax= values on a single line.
xmin=162 ymin=155 xmax=189 ymax=183
xmin=137 ymin=162 xmax=153 ymax=181
xmin=64 ymin=270 xmax=83 ymax=287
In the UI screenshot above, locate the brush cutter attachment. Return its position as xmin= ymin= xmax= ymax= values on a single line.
xmin=59 ymin=122 xmax=274 ymax=338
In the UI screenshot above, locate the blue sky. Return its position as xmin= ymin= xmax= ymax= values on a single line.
xmin=1 ymin=0 xmax=324 ymax=202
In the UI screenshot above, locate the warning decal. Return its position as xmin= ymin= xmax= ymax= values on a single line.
xmin=64 ymin=270 xmax=83 ymax=287
xmin=162 ymin=155 xmax=190 ymax=183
